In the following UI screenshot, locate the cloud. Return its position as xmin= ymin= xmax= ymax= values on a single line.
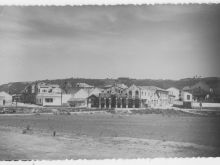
xmin=0 ymin=5 xmax=220 ymax=84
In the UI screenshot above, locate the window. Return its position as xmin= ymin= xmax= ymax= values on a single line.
xmin=45 ymin=98 xmax=53 ymax=103
xmin=187 ymin=95 xmax=191 ymax=100
xmin=129 ymin=91 xmax=132 ymax=96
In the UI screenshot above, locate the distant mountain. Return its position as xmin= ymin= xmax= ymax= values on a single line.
xmin=1 ymin=77 xmax=220 ymax=96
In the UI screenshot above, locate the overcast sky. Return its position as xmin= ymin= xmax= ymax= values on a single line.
xmin=0 ymin=5 xmax=220 ymax=85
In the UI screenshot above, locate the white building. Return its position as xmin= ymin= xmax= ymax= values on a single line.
xmin=0 ymin=91 xmax=12 ymax=106
xmin=180 ymin=91 xmax=193 ymax=102
xmin=68 ymin=88 xmax=103 ymax=107
xmin=35 ymin=83 xmax=65 ymax=106
xmin=126 ymin=85 xmax=169 ymax=108
xmin=167 ymin=87 xmax=180 ymax=100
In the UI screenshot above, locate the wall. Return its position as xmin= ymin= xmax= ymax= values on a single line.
xmin=126 ymin=85 xmax=140 ymax=98
xmin=36 ymin=95 xmax=62 ymax=106
xmin=62 ymin=94 xmax=72 ymax=104
xmin=140 ymin=89 xmax=154 ymax=100
xmin=0 ymin=92 xmax=12 ymax=106
xmin=192 ymin=102 xmax=220 ymax=108
xmin=181 ymin=92 xmax=193 ymax=102
xmin=167 ymin=88 xmax=180 ymax=100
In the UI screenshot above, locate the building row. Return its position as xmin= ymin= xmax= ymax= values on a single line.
xmin=8 ymin=82 xmax=192 ymax=108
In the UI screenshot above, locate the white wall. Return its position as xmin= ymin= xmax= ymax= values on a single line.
xmin=62 ymin=94 xmax=72 ymax=104
xmin=192 ymin=102 xmax=220 ymax=108
xmin=140 ymin=89 xmax=154 ymax=100
xmin=181 ymin=92 xmax=192 ymax=102
xmin=167 ymin=88 xmax=180 ymax=100
xmin=36 ymin=95 xmax=62 ymax=106
xmin=0 ymin=92 xmax=12 ymax=105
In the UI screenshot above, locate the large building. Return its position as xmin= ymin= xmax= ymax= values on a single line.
xmin=22 ymin=82 xmax=67 ymax=106
xmin=35 ymin=83 xmax=64 ymax=106
xmin=126 ymin=85 xmax=170 ymax=108
xmin=88 ymin=84 xmax=170 ymax=109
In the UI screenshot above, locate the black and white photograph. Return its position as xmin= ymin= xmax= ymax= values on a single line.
xmin=0 ymin=3 xmax=220 ymax=160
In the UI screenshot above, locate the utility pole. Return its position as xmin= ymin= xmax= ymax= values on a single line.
xmin=16 ymin=97 xmax=17 ymax=108
xmin=61 ymin=91 xmax=62 ymax=106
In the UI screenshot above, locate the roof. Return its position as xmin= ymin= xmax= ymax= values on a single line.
xmin=68 ymin=98 xmax=87 ymax=102
xmin=0 ymin=91 xmax=12 ymax=97
xmin=99 ymin=92 xmax=127 ymax=98
xmin=104 ymin=83 xmax=128 ymax=89
xmin=138 ymin=86 xmax=157 ymax=91
xmin=104 ymin=84 xmax=113 ymax=88
xmin=116 ymin=83 xmax=128 ymax=89
xmin=182 ymin=86 xmax=191 ymax=91
xmin=155 ymin=87 xmax=169 ymax=92
xmin=37 ymin=82 xmax=60 ymax=88
xmin=167 ymin=87 xmax=180 ymax=91
xmin=182 ymin=91 xmax=193 ymax=95
xmin=138 ymin=86 xmax=167 ymax=92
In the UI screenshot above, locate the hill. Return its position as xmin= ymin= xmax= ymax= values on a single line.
xmin=1 ymin=77 xmax=220 ymax=96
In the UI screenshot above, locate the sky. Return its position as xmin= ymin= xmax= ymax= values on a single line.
xmin=0 ymin=5 xmax=220 ymax=85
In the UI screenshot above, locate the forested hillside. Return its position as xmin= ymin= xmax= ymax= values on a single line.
xmin=1 ymin=77 xmax=220 ymax=96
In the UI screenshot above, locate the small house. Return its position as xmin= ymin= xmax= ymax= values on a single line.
xmin=0 ymin=91 xmax=12 ymax=106
xmin=167 ymin=87 xmax=180 ymax=100
xmin=180 ymin=91 xmax=193 ymax=102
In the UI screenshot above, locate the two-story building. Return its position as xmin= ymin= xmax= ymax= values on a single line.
xmin=22 ymin=82 xmax=71 ymax=106
xmin=35 ymin=83 xmax=64 ymax=106
xmin=167 ymin=87 xmax=180 ymax=100
xmin=103 ymin=83 xmax=128 ymax=94
xmin=126 ymin=85 xmax=170 ymax=108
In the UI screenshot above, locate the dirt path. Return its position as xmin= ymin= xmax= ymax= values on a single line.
xmin=0 ymin=126 xmax=219 ymax=160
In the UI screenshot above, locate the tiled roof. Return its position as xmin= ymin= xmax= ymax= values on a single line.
xmin=167 ymin=87 xmax=180 ymax=91
xmin=138 ymin=86 xmax=168 ymax=92
xmin=138 ymin=86 xmax=159 ymax=91
xmin=104 ymin=83 xmax=128 ymax=89
xmin=182 ymin=86 xmax=191 ymax=91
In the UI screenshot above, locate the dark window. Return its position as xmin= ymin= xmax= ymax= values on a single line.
xmin=187 ymin=95 xmax=190 ymax=100
xmin=45 ymin=98 xmax=53 ymax=103
xmin=129 ymin=91 xmax=132 ymax=96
